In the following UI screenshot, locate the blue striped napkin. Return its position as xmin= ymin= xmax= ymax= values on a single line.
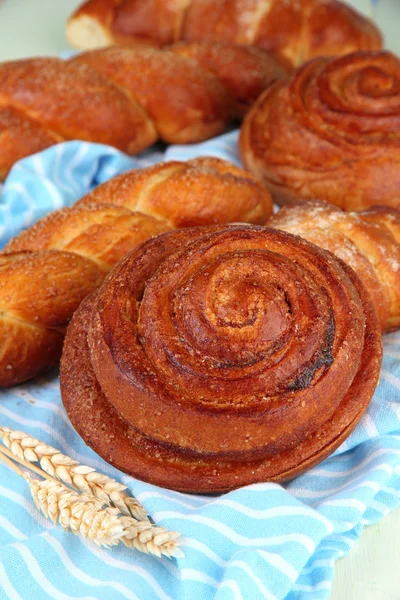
xmin=0 ymin=132 xmax=399 ymax=600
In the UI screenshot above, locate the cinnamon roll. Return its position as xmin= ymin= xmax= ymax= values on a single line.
xmin=240 ymin=51 xmax=400 ymax=211
xmin=60 ymin=224 xmax=382 ymax=492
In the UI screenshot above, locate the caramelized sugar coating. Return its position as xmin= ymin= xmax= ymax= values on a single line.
xmin=240 ymin=51 xmax=400 ymax=211
xmin=60 ymin=224 xmax=382 ymax=493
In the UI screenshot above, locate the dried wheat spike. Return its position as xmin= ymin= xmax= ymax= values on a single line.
xmin=121 ymin=518 xmax=184 ymax=558
xmin=24 ymin=473 xmax=124 ymax=548
xmin=0 ymin=426 xmax=148 ymax=520
xmin=23 ymin=473 xmax=183 ymax=557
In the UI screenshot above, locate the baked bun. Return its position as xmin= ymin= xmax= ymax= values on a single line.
xmin=66 ymin=0 xmax=382 ymax=68
xmin=0 ymin=44 xmax=285 ymax=180
xmin=60 ymin=224 xmax=382 ymax=493
xmin=268 ymin=200 xmax=400 ymax=333
xmin=240 ymin=51 xmax=400 ymax=211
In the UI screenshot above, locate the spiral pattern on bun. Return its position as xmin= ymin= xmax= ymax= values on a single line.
xmin=240 ymin=51 xmax=400 ymax=211
xmin=61 ymin=225 xmax=382 ymax=492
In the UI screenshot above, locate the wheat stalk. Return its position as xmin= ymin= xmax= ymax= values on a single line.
xmin=0 ymin=426 xmax=148 ymax=520
xmin=21 ymin=474 xmax=183 ymax=556
xmin=25 ymin=473 xmax=125 ymax=548
xmin=0 ymin=427 xmax=183 ymax=559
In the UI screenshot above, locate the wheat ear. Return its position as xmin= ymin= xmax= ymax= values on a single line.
xmin=0 ymin=426 xmax=147 ymax=521
xmin=0 ymin=436 xmax=183 ymax=558
xmin=24 ymin=473 xmax=125 ymax=548
xmin=22 ymin=474 xmax=183 ymax=556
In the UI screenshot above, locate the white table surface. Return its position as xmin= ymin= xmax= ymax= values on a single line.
xmin=0 ymin=1 xmax=399 ymax=599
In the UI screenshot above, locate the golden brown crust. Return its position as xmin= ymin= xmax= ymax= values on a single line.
xmin=0 ymin=43 xmax=284 ymax=180
xmin=240 ymin=51 xmax=400 ymax=212
xmin=66 ymin=0 xmax=382 ymax=68
xmin=112 ymin=0 xmax=190 ymax=45
xmin=170 ymin=42 xmax=288 ymax=117
xmin=303 ymin=0 xmax=382 ymax=60
xmin=269 ymin=201 xmax=400 ymax=333
xmin=5 ymin=203 xmax=170 ymax=272
xmin=358 ymin=205 xmax=400 ymax=244
xmin=77 ymin=157 xmax=272 ymax=227
xmin=60 ymin=224 xmax=382 ymax=492
xmin=0 ymin=159 xmax=272 ymax=387
xmin=0 ymin=58 xmax=156 ymax=159
xmin=70 ymin=47 xmax=232 ymax=144
xmin=0 ymin=251 xmax=104 ymax=387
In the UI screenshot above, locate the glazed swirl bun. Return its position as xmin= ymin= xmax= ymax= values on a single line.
xmin=61 ymin=224 xmax=382 ymax=492
xmin=240 ymin=51 xmax=400 ymax=211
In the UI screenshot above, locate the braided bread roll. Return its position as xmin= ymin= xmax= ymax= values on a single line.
xmin=66 ymin=0 xmax=382 ymax=68
xmin=268 ymin=201 xmax=400 ymax=333
xmin=0 ymin=43 xmax=285 ymax=181
xmin=240 ymin=51 xmax=400 ymax=212
xmin=0 ymin=157 xmax=272 ymax=388
xmin=60 ymin=224 xmax=382 ymax=493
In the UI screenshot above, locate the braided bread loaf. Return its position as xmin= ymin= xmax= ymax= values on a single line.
xmin=0 ymin=157 xmax=272 ymax=387
xmin=66 ymin=0 xmax=382 ymax=68
xmin=269 ymin=201 xmax=400 ymax=333
xmin=60 ymin=224 xmax=382 ymax=492
xmin=0 ymin=43 xmax=285 ymax=181
xmin=240 ymin=50 xmax=400 ymax=212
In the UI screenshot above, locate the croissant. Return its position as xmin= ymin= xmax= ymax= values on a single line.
xmin=0 ymin=157 xmax=272 ymax=388
xmin=60 ymin=223 xmax=382 ymax=493
xmin=268 ymin=201 xmax=400 ymax=333
xmin=0 ymin=43 xmax=285 ymax=181
xmin=240 ymin=50 xmax=400 ymax=212
xmin=66 ymin=0 xmax=382 ymax=68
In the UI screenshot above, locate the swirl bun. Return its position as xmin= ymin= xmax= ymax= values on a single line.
xmin=240 ymin=51 xmax=400 ymax=211
xmin=60 ymin=225 xmax=382 ymax=492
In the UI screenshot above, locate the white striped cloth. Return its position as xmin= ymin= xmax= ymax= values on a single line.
xmin=0 ymin=133 xmax=399 ymax=600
